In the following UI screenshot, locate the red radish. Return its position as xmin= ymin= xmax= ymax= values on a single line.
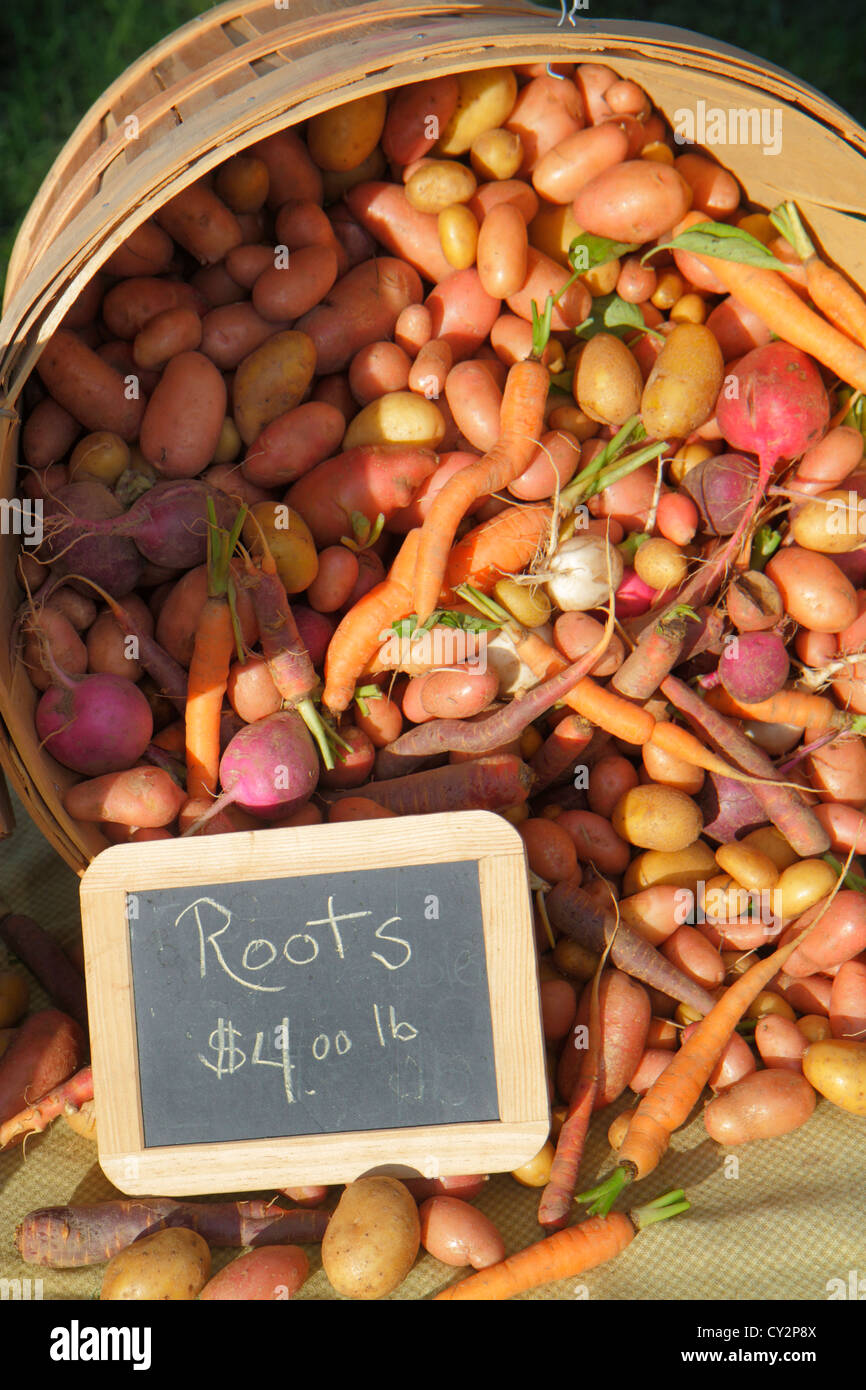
xmin=718 ymin=630 xmax=790 ymax=704
xmin=183 ymin=711 xmax=320 ymax=832
xmin=35 ymin=656 xmax=153 ymax=776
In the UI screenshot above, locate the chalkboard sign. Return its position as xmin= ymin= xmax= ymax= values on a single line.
xmin=80 ymin=812 xmax=548 ymax=1196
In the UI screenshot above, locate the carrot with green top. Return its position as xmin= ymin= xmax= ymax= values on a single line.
xmin=770 ymin=201 xmax=866 ymax=351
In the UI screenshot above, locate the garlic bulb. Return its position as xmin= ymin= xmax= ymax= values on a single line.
xmin=544 ymin=534 xmax=623 ymax=612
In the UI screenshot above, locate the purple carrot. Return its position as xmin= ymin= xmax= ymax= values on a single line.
xmin=325 ymin=754 xmax=534 ymax=816
xmin=529 ymin=714 xmax=594 ymax=792
xmin=611 ymin=611 xmax=688 ymax=700
xmin=545 ymin=881 xmax=717 ymax=1015
xmin=16 ymin=1199 xmax=329 ymax=1267
xmin=660 ymin=674 xmax=830 ymax=857
xmin=0 ymin=914 xmax=88 ymax=1031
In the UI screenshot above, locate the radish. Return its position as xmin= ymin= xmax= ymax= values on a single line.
xmin=183 ymin=711 xmax=320 ymax=833
xmin=36 ymin=670 xmax=153 ymax=775
xmin=718 ymin=630 xmax=789 ymax=704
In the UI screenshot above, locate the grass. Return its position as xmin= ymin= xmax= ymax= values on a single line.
xmin=0 ymin=0 xmax=864 ymax=292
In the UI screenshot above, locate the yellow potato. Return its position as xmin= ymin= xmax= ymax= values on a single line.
xmin=803 ymin=1039 xmax=866 ymax=1115
xmin=493 ymin=576 xmax=551 ymax=627
xmin=640 ymin=323 xmax=724 ymax=440
xmin=773 ymin=858 xmax=837 ymax=921
xmin=101 ymin=1228 xmax=211 ymax=1300
xmin=739 ymin=826 xmax=800 ymax=872
xmin=511 ymin=1141 xmax=554 ymax=1187
xmin=438 ymin=204 xmax=478 ymax=270
xmin=528 ymin=201 xmax=582 ymax=267
xmin=343 ymin=391 xmax=445 ymax=450
xmin=245 ymin=502 xmax=318 ymax=594
xmin=69 ymin=431 xmax=130 ymax=486
xmin=436 ymin=67 xmax=519 ymax=155
xmin=406 ymin=159 xmax=477 ymax=214
xmin=0 ymin=971 xmax=28 ymax=1028
xmin=233 ymin=331 xmax=317 ymax=445
xmin=575 ymin=333 xmax=643 ymax=428
xmin=790 ymin=490 xmax=864 ymax=554
xmin=611 ymin=785 xmax=703 ymax=852
xmin=322 ymin=1177 xmax=420 ymax=1299
xmin=622 ymin=839 xmax=717 ymax=896
xmin=470 ymin=127 xmax=523 ymax=181
xmin=715 ymin=843 xmax=779 ymax=892
xmin=212 ymin=417 xmax=242 ymax=465
xmin=633 ymin=536 xmax=688 ymax=589
xmin=306 ymin=92 xmax=387 ymax=172
xmin=321 ymin=144 xmax=387 ymax=202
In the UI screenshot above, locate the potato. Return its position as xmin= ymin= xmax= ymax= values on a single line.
xmin=322 ymin=1176 xmax=420 ymax=1299
xmin=101 ymin=1228 xmax=211 ymax=1300
xmin=436 ymin=67 xmax=518 ymax=156
xmin=640 ymin=324 xmax=724 ymax=439
xmin=244 ymin=503 xmax=318 ymax=594
xmin=802 ymin=1039 xmax=866 ymax=1116
xmin=307 ymin=92 xmax=387 ymax=172
xmin=233 ymin=331 xmax=317 ymax=445
xmin=140 ymin=351 xmax=227 ymax=478
xmin=575 ymin=333 xmax=642 ymax=427
xmin=765 ymin=546 xmax=859 ymax=634
xmin=703 ymin=1069 xmax=816 ymax=1145
xmin=406 ymin=160 xmax=477 ymax=214
xmin=790 ymin=490 xmax=864 ymax=553
xmin=438 ymin=204 xmax=478 ymax=270
xmin=199 ymin=1245 xmax=309 ymax=1300
xmin=573 ymin=161 xmax=691 ymax=243
xmin=622 ymin=839 xmax=717 ymax=895
xmin=611 ymin=785 xmax=702 ymax=852
xmin=296 ymin=256 xmax=423 ymax=375
xmin=0 ymin=972 xmax=29 ymax=1028
xmin=343 ymin=391 xmax=445 ymax=450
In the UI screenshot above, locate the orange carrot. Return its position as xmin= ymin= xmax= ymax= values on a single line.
xmin=704 ymin=685 xmax=864 ymax=734
xmin=185 ymin=502 xmax=246 ymax=800
xmin=690 ymin=254 xmax=866 ymax=393
xmin=578 ymin=895 xmax=840 ymax=1216
xmin=529 ymin=714 xmax=593 ymax=792
xmin=771 ymin=201 xmax=866 ymax=350
xmin=0 ymin=1065 xmax=93 ymax=1150
xmin=442 ymin=504 xmax=552 ymax=600
xmin=610 ymin=611 xmax=688 ymax=701
xmin=323 ymin=530 xmax=420 ymax=714
xmin=434 ymin=1192 xmax=688 ymax=1300
xmin=414 ymin=358 xmax=549 ymax=620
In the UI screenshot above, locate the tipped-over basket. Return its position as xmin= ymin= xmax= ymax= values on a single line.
xmin=1 ymin=0 xmax=866 ymax=873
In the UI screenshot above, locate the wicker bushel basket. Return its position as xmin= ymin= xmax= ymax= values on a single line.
xmin=2 ymin=0 xmax=866 ymax=874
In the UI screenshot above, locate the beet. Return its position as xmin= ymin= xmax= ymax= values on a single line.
xmin=185 ymin=712 xmax=320 ymax=833
xmin=719 ymin=630 xmax=790 ymax=704
xmin=36 ymin=672 xmax=154 ymax=775
xmin=680 ymin=453 xmax=759 ymax=536
xmin=39 ymin=482 xmax=143 ymax=597
xmin=715 ymin=343 xmax=830 ymax=468
xmin=698 ymin=772 xmax=767 ymax=844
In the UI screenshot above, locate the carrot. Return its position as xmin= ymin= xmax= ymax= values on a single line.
xmin=414 ymin=358 xmax=549 ymax=620
xmin=578 ymin=887 xmax=844 ymax=1216
xmin=442 ymin=504 xmax=552 ymax=601
xmin=434 ymin=1191 xmax=688 ymax=1300
xmin=546 ymin=879 xmax=717 ymax=1015
xmin=0 ymin=1064 xmax=93 ymax=1149
xmin=704 ymin=685 xmax=865 ymax=734
xmin=530 ymin=715 xmax=593 ymax=792
xmin=610 ymin=611 xmax=688 ymax=701
xmin=0 ymin=1010 xmax=86 ymax=1126
xmin=323 ymin=529 xmax=420 ymax=714
xmin=660 ymin=675 xmax=831 ymax=856
xmin=324 ymin=754 xmax=533 ymax=816
xmin=770 ymin=201 xmax=866 ymax=350
xmin=16 ymin=1199 xmax=329 ymax=1267
xmin=185 ymin=500 xmax=246 ymax=800
xmin=0 ymin=914 xmax=88 ymax=1030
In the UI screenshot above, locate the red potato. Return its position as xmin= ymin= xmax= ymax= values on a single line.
xmin=417 ymin=665 xmax=499 ymax=720
xmin=775 ymin=973 xmax=833 ymax=1017
xmin=477 ymin=203 xmax=528 ymax=299
xmin=328 ymin=797 xmax=397 ymax=822
xmin=425 ymin=269 xmax=501 ymax=361
xmin=343 ymin=549 xmax=386 ymax=608
xmin=553 ymin=614 xmax=624 ymax=677
xmin=703 ymin=1069 xmax=816 ymax=1145
xmin=540 ymin=979 xmax=578 ymax=1041
xmin=790 ymin=425 xmax=864 ymax=493
xmin=382 ymin=75 xmax=460 ymax=164
xmin=587 ymin=460 xmax=657 ymax=531
xmin=36 ymin=331 xmax=146 ymax=442
xmin=199 ymin=1246 xmax=309 ymax=1301
xmin=755 ymin=1015 xmax=808 ymax=1071
xmin=784 ymin=892 xmax=866 ymax=978
xmin=587 ymin=754 xmax=639 ymax=819
xmin=806 ymin=736 xmax=866 ymax=807
xmin=403 ymin=1174 xmax=487 ymax=1203
xmin=249 ymin=129 xmax=323 ymax=207
xmin=155 ymin=181 xmax=243 ymax=264
xmin=0 ymin=1010 xmax=86 ymax=1126
xmin=531 ymin=122 xmax=629 ymax=204
xmin=94 ymin=341 xmax=160 ymax=397
xmin=319 ymin=726 xmax=376 ymax=789
xmin=557 ymin=809 xmax=631 ymax=875
xmin=574 ymin=63 xmax=619 ymax=122
xmin=400 ymin=674 xmax=439 ymax=726
xmin=628 ymin=1047 xmax=676 ymax=1096
xmin=101 ymin=278 xmax=205 ymax=340
xmin=242 ymin=402 xmax=346 ymax=489
xmin=284 ymin=445 xmax=437 ymax=546
xmin=667 ymin=211 xmax=730 ymax=294
xmin=705 ymin=295 xmax=773 ymax=361
xmin=661 ymin=925 xmax=725 ymax=991
xmin=252 ymin=245 xmax=339 ymax=322
xmin=203 ymin=463 xmax=273 ymax=508
xmin=656 ymin=491 xmax=699 ymax=546
xmin=22 ymin=397 xmax=82 ymax=469
xmin=44 ymin=588 xmax=98 ymax=632
xmin=200 ymin=303 xmax=289 ymax=371
xmin=673 ymin=154 xmax=739 ymax=216
xmin=386 ymin=452 xmax=484 ymax=532
xmin=275 ymin=200 xmax=348 ymax=271
xmin=344 ymin=182 xmax=453 ymax=283
xmin=133 ymin=307 xmax=202 ymax=370
xmin=765 ymin=548 xmax=859 ymax=635
xmin=140 ymin=352 xmax=227 ymax=478
xmin=558 ymin=969 xmax=652 ymax=1109
xmin=64 ymin=767 xmax=187 ymax=826
xmin=102 ymin=220 xmax=175 ymax=278
xmin=227 ymin=657 xmax=282 ymax=723
xmin=616 ymin=256 xmax=658 ymax=305
xmin=445 ymin=361 xmax=502 ymax=452
xmin=23 ymin=607 xmax=87 ymax=692
xmin=468 ymin=179 xmax=539 ymax=226
xmin=312 ymin=372 xmax=358 ymax=421
xmin=505 ymin=74 xmax=584 ymax=172
xmin=830 ymin=960 xmax=866 ymax=1041
xmin=510 ymin=430 xmax=580 ymax=501
xmin=306 ymin=547 xmax=360 ymax=612
xmin=520 ymin=818 xmax=578 ymax=883
xmin=86 ymin=596 xmax=153 ymax=682
xmin=681 ymin=1020 xmax=757 ymax=1092
xmin=294 ymin=255 xmax=424 ymax=374
xmin=813 ymin=802 xmax=866 ymax=856
xmin=619 ymin=885 xmax=687 ymax=947
xmin=156 ymin=563 xmax=257 ymax=668
xmin=349 ymin=341 xmax=412 ymax=405
xmin=506 ymin=248 xmax=590 ymax=330
xmin=214 ymin=153 xmax=270 ymax=215
xmin=419 ymin=1197 xmax=505 ymax=1270
xmin=394 ymin=303 xmax=433 ymax=356
xmin=192 ymin=262 xmax=248 ymax=308
xmin=408 ymin=338 xmax=453 ymax=401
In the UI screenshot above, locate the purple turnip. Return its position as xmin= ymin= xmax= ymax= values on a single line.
xmin=182 ymin=711 xmax=320 ymax=834
xmin=36 ymin=669 xmax=154 ymax=775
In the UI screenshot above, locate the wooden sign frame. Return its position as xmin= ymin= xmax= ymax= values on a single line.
xmin=79 ymin=810 xmax=548 ymax=1196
